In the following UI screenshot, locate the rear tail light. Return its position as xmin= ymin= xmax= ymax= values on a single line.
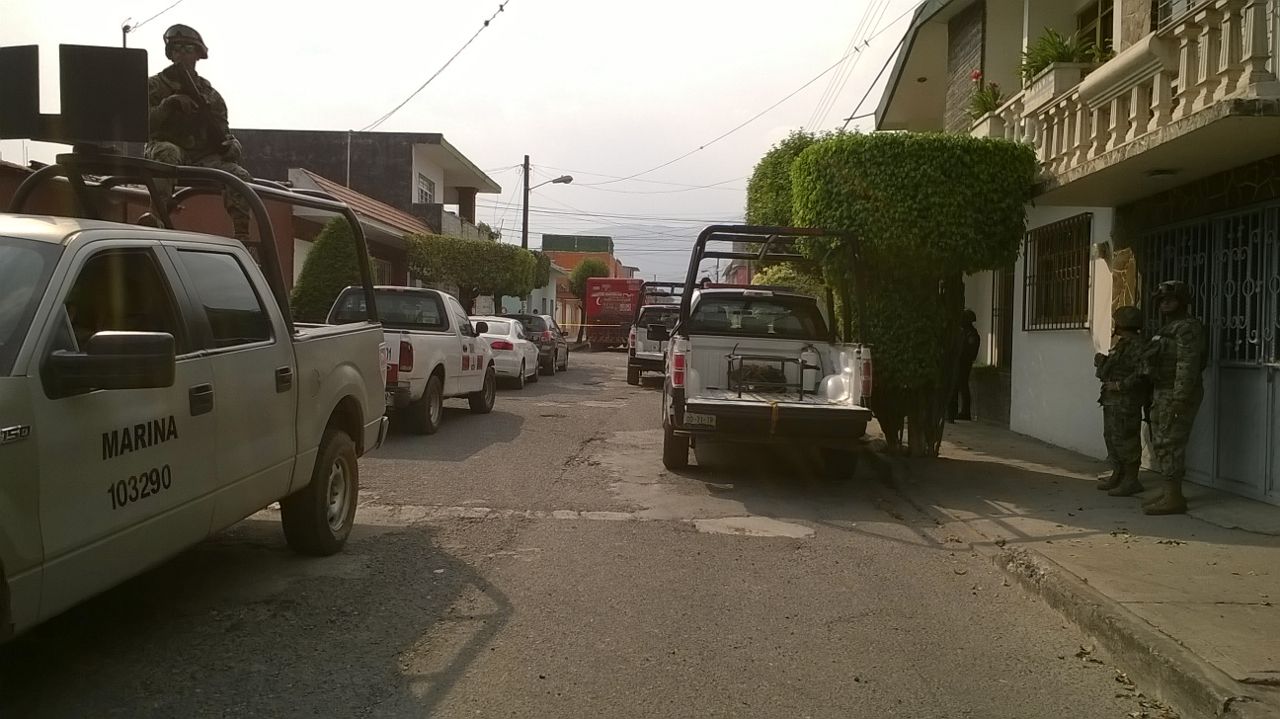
xmin=860 ymin=356 xmax=873 ymax=399
xmin=672 ymin=341 xmax=688 ymax=389
xmin=399 ymin=340 xmax=414 ymax=372
xmin=491 ymin=339 xmax=514 ymax=351
xmin=542 ymin=330 xmax=554 ymax=342
xmin=628 ymin=327 xmax=636 ymax=348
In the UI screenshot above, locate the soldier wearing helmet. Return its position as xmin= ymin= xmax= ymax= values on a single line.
xmin=948 ymin=308 xmax=981 ymax=422
xmin=144 ymin=24 xmax=254 ymax=241
xmin=1140 ymin=280 xmax=1209 ymax=515
xmin=1094 ymin=305 xmax=1151 ymax=497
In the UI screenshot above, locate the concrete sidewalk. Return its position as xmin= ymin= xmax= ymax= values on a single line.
xmin=886 ymin=421 xmax=1280 ymax=718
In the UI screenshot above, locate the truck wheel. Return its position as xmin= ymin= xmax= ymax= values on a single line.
xmin=469 ymin=367 xmax=496 ymax=413
xmin=281 ymin=428 xmax=358 ymax=556
xmin=409 ymin=375 xmax=444 ymax=435
xmin=662 ymin=423 xmax=689 ymax=471
xmin=627 ymin=366 xmax=641 ymax=386
xmin=822 ymin=448 xmax=860 ymax=481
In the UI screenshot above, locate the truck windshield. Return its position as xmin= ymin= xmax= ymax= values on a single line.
xmin=638 ymin=307 xmax=679 ymax=329
xmin=331 ymin=289 xmax=447 ymax=331
xmin=686 ymin=295 xmax=827 ymax=341
xmin=0 ymin=237 xmax=61 ymax=376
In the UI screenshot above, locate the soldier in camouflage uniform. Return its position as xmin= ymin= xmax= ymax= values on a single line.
xmin=1142 ymin=280 xmax=1209 ymax=515
xmin=1095 ymin=305 xmax=1149 ymax=496
xmin=145 ymin=24 xmax=253 ymax=241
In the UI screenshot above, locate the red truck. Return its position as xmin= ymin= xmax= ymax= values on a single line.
xmin=585 ymin=277 xmax=645 ymax=350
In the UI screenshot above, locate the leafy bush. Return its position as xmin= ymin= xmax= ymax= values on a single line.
xmin=968 ymin=82 xmax=1004 ymax=120
xmin=790 ymin=132 xmax=1037 ymax=454
xmin=532 ymin=251 xmax=552 ymax=289
xmin=291 ymin=218 xmax=361 ymax=322
xmin=407 ymin=235 xmax=537 ymax=312
xmin=569 ymin=258 xmax=611 ymax=299
xmin=1020 ymin=27 xmax=1108 ymax=83
xmin=746 ymin=131 xmax=820 ymax=226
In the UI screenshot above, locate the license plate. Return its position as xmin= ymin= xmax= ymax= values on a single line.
xmin=385 ymin=391 xmax=394 ymax=407
xmin=684 ymin=412 xmax=716 ymax=428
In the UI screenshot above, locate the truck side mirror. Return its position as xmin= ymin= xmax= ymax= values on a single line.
xmin=648 ymin=324 xmax=670 ymax=342
xmin=45 ymin=331 xmax=176 ymax=398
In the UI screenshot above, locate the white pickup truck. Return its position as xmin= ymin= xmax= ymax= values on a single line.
xmin=658 ymin=226 xmax=873 ymax=477
xmin=0 ymin=155 xmax=388 ymax=640
xmin=328 ymin=286 xmax=497 ymax=435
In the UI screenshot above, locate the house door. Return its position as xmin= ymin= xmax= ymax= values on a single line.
xmin=1141 ymin=202 xmax=1280 ymax=504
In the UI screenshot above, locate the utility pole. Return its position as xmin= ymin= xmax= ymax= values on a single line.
xmin=521 ymin=154 xmax=531 ymax=250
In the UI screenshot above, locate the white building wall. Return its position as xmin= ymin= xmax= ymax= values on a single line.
xmin=293 ymin=238 xmax=314 ymax=284
xmin=1010 ymin=205 xmax=1114 ymax=459
xmin=410 ymin=146 xmax=447 ymax=206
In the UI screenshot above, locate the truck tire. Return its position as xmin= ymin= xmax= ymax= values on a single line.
xmin=281 ymin=428 xmax=358 ymax=556
xmin=469 ymin=366 xmax=496 ymax=413
xmin=627 ymin=366 xmax=641 ymax=386
xmin=541 ymin=356 xmax=556 ymax=376
xmin=822 ymin=448 xmax=860 ymax=481
xmin=408 ymin=375 xmax=444 ymax=435
xmin=662 ymin=423 xmax=689 ymax=471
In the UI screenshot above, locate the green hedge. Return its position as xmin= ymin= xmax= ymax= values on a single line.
xmin=746 ymin=130 xmax=819 ymax=226
xmin=291 ymin=218 xmax=361 ymax=322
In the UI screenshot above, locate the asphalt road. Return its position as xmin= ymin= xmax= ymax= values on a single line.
xmin=1 ymin=351 xmax=1162 ymax=718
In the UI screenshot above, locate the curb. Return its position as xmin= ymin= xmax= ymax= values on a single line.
xmin=878 ymin=453 xmax=1279 ymax=719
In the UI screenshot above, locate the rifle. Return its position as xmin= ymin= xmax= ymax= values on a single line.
xmin=166 ymin=65 xmax=233 ymax=156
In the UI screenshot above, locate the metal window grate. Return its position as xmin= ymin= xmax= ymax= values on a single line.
xmin=1023 ymin=213 xmax=1093 ymax=331
xmin=1153 ymin=0 xmax=1204 ymax=31
xmin=991 ymin=264 xmax=1015 ymax=369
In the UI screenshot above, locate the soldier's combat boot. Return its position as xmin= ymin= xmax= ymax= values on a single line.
xmin=1108 ymin=463 xmax=1143 ymax=497
xmin=1097 ymin=464 xmax=1123 ymax=491
xmin=1143 ymin=479 xmax=1187 ymax=515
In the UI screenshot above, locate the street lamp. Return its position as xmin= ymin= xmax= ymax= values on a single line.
xmin=521 ymin=154 xmax=573 ymax=250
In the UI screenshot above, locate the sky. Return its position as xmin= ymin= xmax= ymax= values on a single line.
xmin=0 ymin=0 xmax=919 ymax=280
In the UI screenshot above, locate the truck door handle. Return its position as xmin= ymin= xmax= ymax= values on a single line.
xmin=275 ymin=366 xmax=293 ymax=393
xmin=189 ymin=384 xmax=214 ymax=416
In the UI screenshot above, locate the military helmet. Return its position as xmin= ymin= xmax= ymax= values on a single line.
xmin=1154 ymin=279 xmax=1191 ymax=305
xmin=962 ymin=308 xmax=977 ymax=324
xmin=163 ymin=24 xmax=208 ymax=60
xmin=1113 ymin=305 xmax=1143 ymax=330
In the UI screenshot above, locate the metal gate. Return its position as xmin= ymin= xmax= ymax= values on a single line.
xmin=1140 ymin=201 xmax=1280 ymax=504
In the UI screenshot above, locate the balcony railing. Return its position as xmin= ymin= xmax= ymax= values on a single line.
xmin=975 ymin=0 xmax=1276 ymax=179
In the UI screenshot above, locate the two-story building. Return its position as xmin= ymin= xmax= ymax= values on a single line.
xmin=877 ymin=0 xmax=1280 ymax=504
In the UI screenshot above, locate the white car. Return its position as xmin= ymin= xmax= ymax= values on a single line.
xmin=472 ymin=316 xmax=541 ymax=389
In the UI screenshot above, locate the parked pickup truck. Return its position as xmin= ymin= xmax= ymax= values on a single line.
xmin=627 ymin=303 xmax=680 ymax=385
xmin=0 ymin=152 xmax=387 ymax=640
xmin=328 ymin=286 xmax=497 ymax=435
xmin=657 ymin=226 xmax=873 ymax=477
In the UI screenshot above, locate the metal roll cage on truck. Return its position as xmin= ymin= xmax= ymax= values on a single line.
xmin=655 ymin=225 xmax=874 ymax=477
xmin=0 ymin=44 xmax=388 ymax=639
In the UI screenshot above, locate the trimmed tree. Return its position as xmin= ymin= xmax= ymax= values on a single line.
xmin=291 ymin=218 xmax=361 ymax=322
xmin=407 ymin=235 xmax=537 ymax=312
xmin=569 ymin=258 xmax=611 ymax=342
xmin=790 ymin=132 xmax=1037 ymax=456
xmin=532 ymin=251 xmax=552 ymax=289
xmin=745 ymin=130 xmax=820 ymax=226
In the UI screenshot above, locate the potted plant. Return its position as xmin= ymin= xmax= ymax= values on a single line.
xmin=1020 ymin=28 xmax=1112 ymax=113
xmin=968 ymin=70 xmax=1004 ymax=133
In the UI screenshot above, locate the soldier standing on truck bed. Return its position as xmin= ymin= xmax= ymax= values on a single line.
xmin=1094 ymin=305 xmax=1150 ymax=497
xmin=144 ymin=24 xmax=254 ymax=241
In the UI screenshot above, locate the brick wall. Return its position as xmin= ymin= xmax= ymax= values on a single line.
xmin=945 ymin=1 xmax=986 ymax=134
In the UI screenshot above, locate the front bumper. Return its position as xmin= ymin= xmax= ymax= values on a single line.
xmin=673 ymin=398 xmax=872 ymax=448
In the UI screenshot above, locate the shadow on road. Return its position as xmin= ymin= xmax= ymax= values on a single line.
xmin=0 ymin=519 xmax=511 ymax=718
xmin=375 ymin=408 xmax=526 ymax=462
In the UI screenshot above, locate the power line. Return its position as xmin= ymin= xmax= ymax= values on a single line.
xmin=475 ymin=202 xmax=741 ymax=224
xmin=839 ymin=26 xmax=910 ymax=130
xmin=123 ymin=0 xmax=189 ymax=36
xmin=805 ymin=0 xmax=880 ymax=129
xmin=535 ymin=163 xmax=750 ymax=190
xmin=576 ymin=0 xmax=927 ymax=188
xmin=361 ymin=0 xmax=511 ymax=132
xmin=812 ymin=0 xmax=894 ymax=129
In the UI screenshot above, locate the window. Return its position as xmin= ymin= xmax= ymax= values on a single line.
xmin=638 ymin=307 xmax=680 ymax=329
xmin=1076 ymin=0 xmax=1114 ymax=53
xmin=332 ymin=289 xmax=446 ymax=331
xmin=177 ymin=251 xmax=272 ymax=348
xmin=0 ymin=237 xmax=61 ymax=375
xmin=372 ymin=256 xmax=393 ymax=285
xmin=1023 ymin=214 xmax=1092 ymax=331
xmin=61 ymin=249 xmax=186 ymax=353
xmin=687 ymin=295 xmax=828 ymax=340
xmin=447 ymin=298 xmax=474 ymax=337
xmin=991 ymin=264 xmax=1015 ymax=369
xmin=417 ymin=173 xmax=436 ymax=204
xmin=1152 ymin=0 xmax=1194 ymax=31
